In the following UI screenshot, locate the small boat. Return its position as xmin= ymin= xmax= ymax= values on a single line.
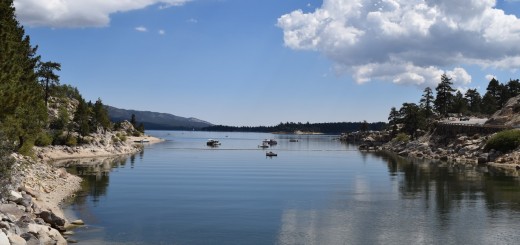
xmin=207 ymin=139 xmax=221 ymax=146
xmin=134 ymin=139 xmax=150 ymax=143
xmin=267 ymin=139 xmax=278 ymax=145
xmin=266 ymin=151 xmax=277 ymax=157
xmin=258 ymin=142 xmax=269 ymax=148
xmin=289 ymin=139 xmax=298 ymax=142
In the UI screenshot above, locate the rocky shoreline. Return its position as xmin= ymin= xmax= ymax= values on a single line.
xmin=381 ymin=132 xmax=520 ymax=177
xmin=1 ymin=132 xmax=163 ymax=244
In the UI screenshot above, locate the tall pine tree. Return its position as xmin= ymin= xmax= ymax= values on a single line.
xmin=0 ymin=0 xmax=47 ymax=153
xmin=434 ymin=74 xmax=455 ymax=117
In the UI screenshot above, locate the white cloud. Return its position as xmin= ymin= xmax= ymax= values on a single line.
xmin=158 ymin=29 xmax=166 ymax=35
xmin=277 ymin=0 xmax=520 ymax=87
xmin=485 ymin=74 xmax=497 ymax=82
xmin=13 ymin=0 xmax=192 ymax=28
xmin=135 ymin=26 xmax=148 ymax=32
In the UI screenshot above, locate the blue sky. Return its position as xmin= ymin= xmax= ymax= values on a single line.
xmin=15 ymin=0 xmax=520 ymax=126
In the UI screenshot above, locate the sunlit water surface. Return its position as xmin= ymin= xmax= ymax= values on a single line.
xmin=63 ymin=131 xmax=520 ymax=244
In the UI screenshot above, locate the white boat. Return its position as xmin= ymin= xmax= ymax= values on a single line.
xmin=207 ymin=139 xmax=221 ymax=146
xmin=263 ymin=139 xmax=278 ymax=145
xmin=258 ymin=142 xmax=269 ymax=148
xmin=266 ymin=151 xmax=277 ymax=157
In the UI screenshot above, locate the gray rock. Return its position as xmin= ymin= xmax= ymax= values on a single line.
xmin=0 ymin=204 xmax=25 ymax=221
xmin=458 ymin=148 xmax=467 ymax=155
xmin=19 ymin=198 xmax=31 ymax=209
xmin=0 ymin=232 xmax=10 ymax=245
xmin=20 ymin=187 xmax=40 ymax=199
xmin=20 ymin=232 xmax=39 ymax=245
xmin=33 ymin=218 xmax=45 ymax=225
xmin=8 ymin=191 xmax=23 ymax=203
xmin=7 ymin=232 xmax=27 ymax=245
xmin=0 ymin=221 xmax=8 ymax=230
xmin=15 ymin=215 xmax=33 ymax=229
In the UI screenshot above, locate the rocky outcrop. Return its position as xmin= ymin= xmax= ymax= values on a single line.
xmin=383 ymin=133 xmax=488 ymax=163
xmin=1 ymin=154 xmax=82 ymax=245
xmin=486 ymin=95 xmax=520 ymax=126
xmin=32 ymin=121 xmax=156 ymax=162
xmin=339 ymin=130 xmax=392 ymax=144
xmin=382 ymin=131 xmax=520 ymax=176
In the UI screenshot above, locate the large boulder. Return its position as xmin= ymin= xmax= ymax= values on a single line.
xmin=486 ymin=95 xmax=520 ymax=126
xmin=8 ymin=190 xmax=23 ymax=203
xmin=0 ymin=232 xmax=10 ymax=245
xmin=0 ymin=204 xmax=25 ymax=220
xmin=7 ymin=232 xmax=27 ymax=245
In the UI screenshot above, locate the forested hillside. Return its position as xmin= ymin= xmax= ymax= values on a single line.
xmin=106 ymin=106 xmax=213 ymax=130
xmin=388 ymin=74 xmax=520 ymax=139
xmin=202 ymin=121 xmax=387 ymax=134
xmin=0 ymin=0 xmax=132 ymax=157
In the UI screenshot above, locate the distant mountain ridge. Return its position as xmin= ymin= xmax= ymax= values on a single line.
xmin=106 ymin=106 xmax=213 ymax=130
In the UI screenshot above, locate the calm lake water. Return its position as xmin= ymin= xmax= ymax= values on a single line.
xmin=64 ymin=131 xmax=520 ymax=244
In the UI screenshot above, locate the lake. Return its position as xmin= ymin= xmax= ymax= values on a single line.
xmin=63 ymin=131 xmax=520 ymax=244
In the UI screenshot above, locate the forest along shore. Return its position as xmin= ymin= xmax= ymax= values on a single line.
xmin=342 ymin=95 xmax=520 ymax=177
xmin=0 ymin=126 xmax=163 ymax=244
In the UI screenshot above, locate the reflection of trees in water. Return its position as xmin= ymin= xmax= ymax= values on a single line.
xmin=373 ymin=151 xmax=520 ymax=221
xmin=66 ymin=154 xmax=137 ymax=205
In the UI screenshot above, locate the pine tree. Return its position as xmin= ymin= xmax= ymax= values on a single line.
xmin=451 ymin=91 xmax=467 ymax=114
xmin=434 ymin=74 xmax=455 ymax=117
xmin=507 ymin=79 xmax=520 ymax=97
xmin=0 ymin=0 xmax=47 ymax=152
xmin=36 ymin=61 xmax=61 ymax=106
xmin=130 ymin=114 xmax=137 ymax=127
xmin=482 ymin=78 xmax=505 ymax=114
xmin=481 ymin=93 xmax=498 ymax=115
xmin=464 ymin=89 xmax=481 ymax=114
xmin=398 ymin=103 xmax=425 ymax=140
xmin=486 ymin=78 xmax=501 ymax=101
xmin=388 ymin=107 xmax=399 ymax=137
xmin=74 ymin=98 xmax=91 ymax=136
xmin=93 ymin=98 xmax=111 ymax=131
xmin=419 ymin=87 xmax=434 ymax=118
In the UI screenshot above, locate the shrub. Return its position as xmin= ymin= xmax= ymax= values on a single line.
xmin=65 ymin=136 xmax=77 ymax=147
xmin=392 ymin=133 xmax=410 ymax=143
xmin=112 ymin=135 xmax=120 ymax=143
xmin=18 ymin=140 xmax=35 ymax=156
xmin=485 ymin=129 xmax=520 ymax=152
xmin=35 ymin=132 xmax=53 ymax=146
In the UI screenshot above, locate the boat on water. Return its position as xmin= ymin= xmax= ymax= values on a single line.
xmin=264 ymin=139 xmax=278 ymax=145
xmin=207 ymin=139 xmax=221 ymax=146
xmin=258 ymin=142 xmax=269 ymax=148
xmin=134 ymin=139 xmax=150 ymax=143
xmin=289 ymin=139 xmax=298 ymax=142
xmin=266 ymin=151 xmax=277 ymax=157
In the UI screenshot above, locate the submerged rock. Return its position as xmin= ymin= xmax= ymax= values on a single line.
xmin=71 ymin=219 xmax=84 ymax=225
